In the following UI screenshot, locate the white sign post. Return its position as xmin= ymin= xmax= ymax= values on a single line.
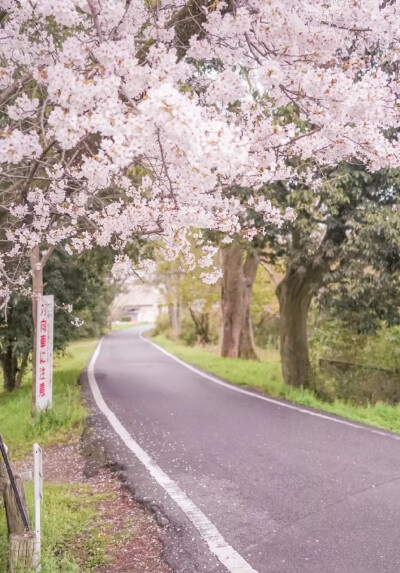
xmin=33 ymin=443 xmax=43 ymax=572
xmin=35 ymin=295 xmax=54 ymax=411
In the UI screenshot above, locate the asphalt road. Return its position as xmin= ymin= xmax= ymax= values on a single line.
xmin=86 ymin=327 xmax=400 ymax=573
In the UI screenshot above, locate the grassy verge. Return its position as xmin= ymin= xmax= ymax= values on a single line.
xmin=0 ymin=338 xmax=105 ymax=573
xmin=152 ymin=334 xmax=400 ymax=435
xmin=0 ymin=338 xmax=97 ymax=455
xmin=0 ymin=481 xmax=111 ymax=573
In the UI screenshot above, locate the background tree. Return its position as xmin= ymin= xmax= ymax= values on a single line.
xmin=220 ymin=241 xmax=260 ymax=360
xmin=262 ymin=165 xmax=400 ymax=387
xmin=155 ymin=246 xmax=220 ymax=344
xmin=0 ymin=248 xmax=115 ymax=391
xmin=219 ymin=186 xmax=286 ymax=360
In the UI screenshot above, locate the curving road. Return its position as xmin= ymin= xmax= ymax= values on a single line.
xmin=85 ymin=327 xmax=400 ymax=573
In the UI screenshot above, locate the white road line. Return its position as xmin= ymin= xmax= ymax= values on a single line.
xmin=88 ymin=340 xmax=258 ymax=573
xmin=141 ymin=335 xmax=400 ymax=443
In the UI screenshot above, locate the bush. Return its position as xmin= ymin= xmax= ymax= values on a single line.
xmin=153 ymin=308 xmax=220 ymax=347
xmin=310 ymin=363 xmax=400 ymax=406
xmin=254 ymin=312 xmax=280 ymax=349
xmin=179 ymin=315 xmax=198 ymax=346
xmin=152 ymin=313 xmax=172 ymax=337
xmin=309 ymin=318 xmax=400 ymax=405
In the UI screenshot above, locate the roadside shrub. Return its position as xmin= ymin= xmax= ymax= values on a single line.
xmin=308 ymin=372 xmax=337 ymax=403
xmin=254 ymin=312 xmax=280 ymax=349
xmin=310 ymin=363 xmax=400 ymax=406
xmin=180 ymin=309 xmax=220 ymax=347
xmin=309 ymin=319 xmax=400 ymax=405
xmin=152 ymin=313 xmax=171 ymax=337
xmin=179 ymin=315 xmax=198 ymax=346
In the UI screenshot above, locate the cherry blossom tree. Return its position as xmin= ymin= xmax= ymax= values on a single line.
xmin=1 ymin=0 xmax=400 ymax=293
xmin=1 ymin=0 xmax=400 ymax=407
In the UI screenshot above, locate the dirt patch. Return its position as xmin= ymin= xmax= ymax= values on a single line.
xmin=16 ymin=443 xmax=172 ymax=573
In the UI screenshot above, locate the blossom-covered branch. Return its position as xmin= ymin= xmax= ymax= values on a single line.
xmin=0 ymin=0 xmax=399 ymax=298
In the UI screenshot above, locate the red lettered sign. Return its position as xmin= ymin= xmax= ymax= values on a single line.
xmin=35 ymin=295 xmax=54 ymax=410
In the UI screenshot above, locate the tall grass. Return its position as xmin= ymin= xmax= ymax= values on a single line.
xmin=0 ymin=482 xmax=110 ymax=573
xmin=0 ymin=338 xmax=97 ymax=455
xmin=0 ymin=338 xmax=104 ymax=573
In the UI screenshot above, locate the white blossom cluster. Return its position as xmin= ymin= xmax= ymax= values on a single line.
xmin=1 ymin=0 xmax=400 ymax=295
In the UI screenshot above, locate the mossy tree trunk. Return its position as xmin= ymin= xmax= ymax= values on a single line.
xmin=239 ymin=252 xmax=259 ymax=360
xmin=220 ymin=242 xmax=259 ymax=359
xmin=188 ymin=306 xmax=210 ymax=345
xmin=276 ymin=258 xmax=327 ymax=388
xmin=1 ymin=346 xmax=29 ymax=391
xmin=2 ymin=345 xmax=18 ymax=391
xmin=30 ymin=245 xmax=43 ymax=416
xmin=220 ymin=242 xmax=245 ymax=358
xmin=15 ymin=353 xmax=28 ymax=390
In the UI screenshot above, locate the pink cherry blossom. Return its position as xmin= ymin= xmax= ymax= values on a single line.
xmin=0 ymin=0 xmax=400 ymax=297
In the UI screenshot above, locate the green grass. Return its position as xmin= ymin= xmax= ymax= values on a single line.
xmin=0 ymin=482 xmax=111 ymax=573
xmin=0 ymin=339 xmax=97 ymax=456
xmin=0 ymin=338 xmax=104 ymax=572
xmin=152 ymin=334 xmax=400 ymax=435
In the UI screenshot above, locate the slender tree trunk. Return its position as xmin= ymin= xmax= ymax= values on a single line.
xmin=188 ymin=306 xmax=210 ymax=345
xmin=220 ymin=242 xmax=245 ymax=358
xmin=168 ymin=302 xmax=180 ymax=336
xmin=239 ymin=252 xmax=259 ymax=360
xmin=2 ymin=345 xmax=18 ymax=391
xmin=30 ymin=246 xmax=43 ymax=417
xmin=276 ymin=271 xmax=313 ymax=387
xmin=15 ymin=353 xmax=29 ymax=390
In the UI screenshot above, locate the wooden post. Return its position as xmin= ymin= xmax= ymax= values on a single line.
xmin=3 ymin=478 xmax=30 ymax=534
xmin=9 ymin=532 xmax=36 ymax=573
xmin=0 ymin=438 xmax=35 ymax=572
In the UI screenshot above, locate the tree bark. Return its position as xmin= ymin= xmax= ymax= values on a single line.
xmin=168 ymin=302 xmax=181 ymax=336
xmin=2 ymin=344 xmax=18 ymax=391
xmin=220 ymin=242 xmax=246 ymax=358
xmin=15 ymin=353 xmax=29 ymax=390
xmin=188 ymin=306 xmax=210 ymax=345
xmin=277 ymin=270 xmax=314 ymax=387
xmin=239 ymin=252 xmax=259 ymax=360
xmin=30 ymin=245 xmax=44 ymax=417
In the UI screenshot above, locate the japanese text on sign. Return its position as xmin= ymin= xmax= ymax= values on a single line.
xmin=35 ymin=295 xmax=54 ymax=410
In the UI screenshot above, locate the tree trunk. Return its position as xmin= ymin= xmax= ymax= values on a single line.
xmin=220 ymin=242 xmax=245 ymax=358
xmin=30 ymin=245 xmax=43 ymax=417
xmin=239 ymin=252 xmax=259 ymax=360
xmin=15 ymin=353 xmax=29 ymax=390
xmin=277 ymin=271 xmax=313 ymax=387
xmin=168 ymin=302 xmax=180 ymax=336
xmin=2 ymin=344 xmax=18 ymax=391
xmin=188 ymin=306 xmax=210 ymax=345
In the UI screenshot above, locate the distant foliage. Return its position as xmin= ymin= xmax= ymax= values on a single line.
xmin=0 ymin=249 xmax=114 ymax=390
xmin=310 ymin=318 xmax=400 ymax=405
xmin=152 ymin=314 xmax=172 ymax=339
